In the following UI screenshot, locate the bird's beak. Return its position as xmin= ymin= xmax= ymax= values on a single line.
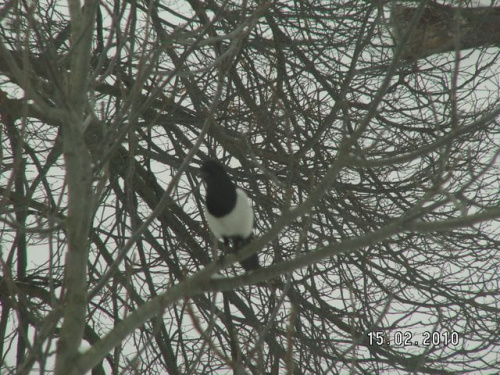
xmin=199 ymin=168 xmax=208 ymax=180
xmin=190 ymin=163 xmax=206 ymax=179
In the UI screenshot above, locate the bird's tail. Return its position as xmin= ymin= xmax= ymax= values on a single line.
xmin=233 ymin=235 xmax=260 ymax=272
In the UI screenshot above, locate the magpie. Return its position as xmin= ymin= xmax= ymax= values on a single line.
xmin=200 ymin=160 xmax=259 ymax=272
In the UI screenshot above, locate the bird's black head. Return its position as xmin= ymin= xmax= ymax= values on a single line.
xmin=200 ymin=160 xmax=230 ymax=184
xmin=200 ymin=160 xmax=237 ymax=215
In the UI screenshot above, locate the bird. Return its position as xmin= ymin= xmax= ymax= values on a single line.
xmin=200 ymin=160 xmax=259 ymax=272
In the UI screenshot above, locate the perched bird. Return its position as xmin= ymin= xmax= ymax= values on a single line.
xmin=200 ymin=160 xmax=259 ymax=272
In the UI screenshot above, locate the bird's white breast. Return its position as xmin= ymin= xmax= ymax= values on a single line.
xmin=205 ymin=188 xmax=253 ymax=239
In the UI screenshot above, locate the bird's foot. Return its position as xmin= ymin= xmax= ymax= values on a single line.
xmin=217 ymin=255 xmax=226 ymax=266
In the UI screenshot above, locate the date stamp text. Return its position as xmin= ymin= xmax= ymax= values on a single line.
xmin=367 ymin=331 xmax=460 ymax=347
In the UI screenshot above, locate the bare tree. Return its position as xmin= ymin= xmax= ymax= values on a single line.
xmin=1 ymin=0 xmax=499 ymax=374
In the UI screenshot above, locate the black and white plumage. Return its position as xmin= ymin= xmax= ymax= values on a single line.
xmin=200 ymin=160 xmax=259 ymax=272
